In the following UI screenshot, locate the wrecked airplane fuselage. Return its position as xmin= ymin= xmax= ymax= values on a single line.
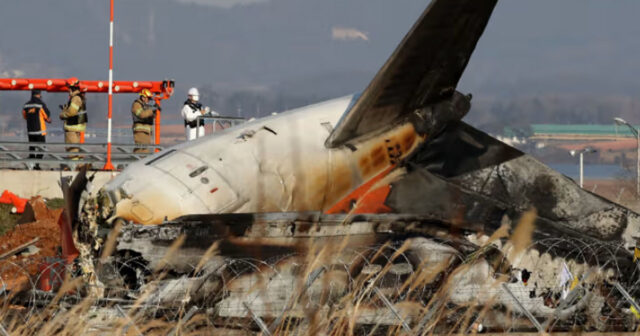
xmin=76 ymin=119 xmax=640 ymax=332
xmin=72 ymin=0 xmax=640 ymax=332
xmin=85 ymin=91 xmax=471 ymax=227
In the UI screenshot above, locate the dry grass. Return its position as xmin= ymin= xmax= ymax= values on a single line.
xmin=0 ymin=209 xmax=632 ymax=335
xmin=0 ymin=203 xmax=18 ymax=236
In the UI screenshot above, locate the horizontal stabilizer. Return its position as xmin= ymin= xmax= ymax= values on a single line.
xmin=325 ymin=0 xmax=498 ymax=148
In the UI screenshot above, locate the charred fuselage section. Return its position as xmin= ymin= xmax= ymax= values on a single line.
xmin=73 ymin=121 xmax=640 ymax=332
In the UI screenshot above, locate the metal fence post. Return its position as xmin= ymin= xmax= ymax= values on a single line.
xmin=243 ymin=301 xmax=272 ymax=336
xmin=115 ymin=304 xmax=143 ymax=336
xmin=168 ymin=305 xmax=199 ymax=336
xmin=501 ymin=283 xmax=544 ymax=333
xmin=373 ymin=287 xmax=412 ymax=333
xmin=614 ymin=282 xmax=640 ymax=313
xmin=268 ymin=266 xmax=325 ymax=333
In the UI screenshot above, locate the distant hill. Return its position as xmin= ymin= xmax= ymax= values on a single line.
xmin=1 ymin=0 xmax=640 ymax=133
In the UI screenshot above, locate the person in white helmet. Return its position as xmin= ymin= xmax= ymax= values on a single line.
xmin=181 ymin=87 xmax=217 ymax=141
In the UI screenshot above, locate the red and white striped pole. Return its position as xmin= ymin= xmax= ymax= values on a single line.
xmin=103 ymin=0 xmax=115 ymax=170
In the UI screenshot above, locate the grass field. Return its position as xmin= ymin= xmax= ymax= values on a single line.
xmin=0 ymin=203 xmax=18 ymax=236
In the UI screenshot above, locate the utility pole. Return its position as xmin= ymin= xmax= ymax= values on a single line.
xmin=570 ymin=147 xmax=596 ymax=188
xmin=580 ymin=151 xmax=584 ymax=188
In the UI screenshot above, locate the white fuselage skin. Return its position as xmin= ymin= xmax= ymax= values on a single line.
xmin=104 ymin=95 xmax=423 ymax=225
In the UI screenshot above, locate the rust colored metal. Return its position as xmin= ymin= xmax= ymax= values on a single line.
xmin=0 ymin=78 xmax=173 ymax=96
xmin=326 ymin=165 xmax=395 ymax=214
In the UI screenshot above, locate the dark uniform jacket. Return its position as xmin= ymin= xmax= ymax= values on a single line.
xmin=22 ymin=97 xmax=51 ymax=135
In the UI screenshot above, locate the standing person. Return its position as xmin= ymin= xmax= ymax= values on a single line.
xmin=181 ymin=87 xmax=215 ymax=141
xmin=131 ymin=89 xmax=158 ymax=153
xmin=22 ymin=89 xmax=51 ymax=169
xmin=59 ymin=79 xmax=87 ymax=160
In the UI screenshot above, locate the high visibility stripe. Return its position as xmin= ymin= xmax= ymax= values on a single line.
xmin=108 ymin=70 xmax=113 ymax=96
xmin=107 ymin=119 xmax=112 ymax=143
xmin=134 ymin=107 xmax=143 ymax=116
xmin=23 ymin=104 xmax=43 ymax=109
xmin=39 ymin=109 xmax=47 ymax=134
xmin=133 ymin=124 xmax=152 ymax=133
xmin=109 ymin=21 xmax=114 ymax=48
xmin=70 ymin=102 xmax=81 ymax=111
xmin=63 ymin=124 xmax=86 ymax=132
xmin=28 ymin=131 xmax=46 ymax=135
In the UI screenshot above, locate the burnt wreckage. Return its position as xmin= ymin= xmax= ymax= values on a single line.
xmin=70 ymin=0 xmax=640 ymax=333
xmin=72 ymin=122 xmax=640 ymax=331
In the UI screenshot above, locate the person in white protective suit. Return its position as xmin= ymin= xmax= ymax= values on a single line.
xmin=181 ymin=87 xmax=218 ymax=140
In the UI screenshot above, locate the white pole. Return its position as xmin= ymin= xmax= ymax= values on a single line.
xmin=579 ymin=152 xmax=584 ymax=188
xmin=103 ymin=0 xmax=115 ymax=170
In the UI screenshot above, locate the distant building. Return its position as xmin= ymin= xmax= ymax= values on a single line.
xmin=495 ymin=134 xmax=527 ymax=146
xmin=527 ymin=124 xmax=639 ymax=141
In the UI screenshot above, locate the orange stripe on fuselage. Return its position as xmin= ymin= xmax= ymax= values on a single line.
xmin=325 ymin=165 xmax=395 ymax=214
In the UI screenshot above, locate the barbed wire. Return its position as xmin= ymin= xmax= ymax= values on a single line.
xmin=1 ymin=237 xmax=640 ymax=334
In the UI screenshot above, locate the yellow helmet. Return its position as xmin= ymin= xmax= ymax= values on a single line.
xmin=139 ymin=89 xmax=152 ymax=98
xmin=67 ymin=77 xmax=80 ymax=86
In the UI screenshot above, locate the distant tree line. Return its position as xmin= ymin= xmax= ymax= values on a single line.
xmin=466 ymin=94 xmax=640 ymax=135
xmin=3 ymin=90 xmax=640 ymax=137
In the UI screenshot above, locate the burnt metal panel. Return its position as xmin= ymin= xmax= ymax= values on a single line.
xmin=408 ymin=121 xmax=524 ymax=178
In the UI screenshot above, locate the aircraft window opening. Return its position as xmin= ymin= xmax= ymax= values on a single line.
xmin=189 ymin=166 xmax=209 ymax=178
xmin=145 ymin=149 xmax=176 ymax=166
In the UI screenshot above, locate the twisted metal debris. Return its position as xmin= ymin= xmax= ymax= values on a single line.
xmin=1 ymin=235 xmax=640 ymax=334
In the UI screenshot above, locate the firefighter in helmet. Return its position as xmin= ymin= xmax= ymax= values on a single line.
xmin=131 ymin=89 xmax=158 ymax=153
xmin=59 ymin=78 xmax=87 ymax=160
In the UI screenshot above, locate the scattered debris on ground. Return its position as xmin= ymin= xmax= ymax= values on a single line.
xmin=0 ymin=197 xmax=62 ymax=289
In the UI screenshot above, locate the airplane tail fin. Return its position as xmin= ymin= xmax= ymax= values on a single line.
xmin=325 ymin=0 xmax=498 ymax=148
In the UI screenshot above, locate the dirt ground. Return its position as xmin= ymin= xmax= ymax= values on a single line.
xmin=0 ymin=197 xmax=63 ymax=290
